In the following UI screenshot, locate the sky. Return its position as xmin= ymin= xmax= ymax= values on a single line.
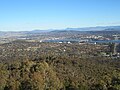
xmin=0 ymin=0 xmax=120 ymax=31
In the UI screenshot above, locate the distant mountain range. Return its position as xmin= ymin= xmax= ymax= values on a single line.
xmin=29 ymin=26 xmax=120 ymax=33
xmin=0 ymin=26 xmax=120 ymax=43
xmin=64 ymin=26 xmax=120 ymax=31
xmin=0 ymin=26 xmax=120 ymax=35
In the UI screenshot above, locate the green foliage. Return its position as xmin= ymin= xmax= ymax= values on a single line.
xmin=0 ymin=42 xmax=120 ymax=90
xmin=0 ymin=63 xmax=9 ymax=90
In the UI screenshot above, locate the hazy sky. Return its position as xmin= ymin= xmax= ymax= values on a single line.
xmin=0 ymin=0 xmax=120 ymax=31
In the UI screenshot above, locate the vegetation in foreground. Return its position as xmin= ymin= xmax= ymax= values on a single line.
xmin=0 ymin=41 xmax=120 ymax=90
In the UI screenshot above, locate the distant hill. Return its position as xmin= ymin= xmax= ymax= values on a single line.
xmin=48 ymin=26 xmax=120 ymax=37
xmin=0 ymin=31 xmax=9 ymax=37
xmin=22 ymin=30 xmax=52 ymax=34
xmin=0 ymin=26 xmax=120 ymax=36
xmin=65 ymin=26 xmax=120 ymax=31
xmin=104 ymin=26 xmax=120 ymax=31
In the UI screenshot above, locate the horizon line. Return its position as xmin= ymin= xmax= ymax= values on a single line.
xmin=0 ymin=25 xmax=120 ymax=32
